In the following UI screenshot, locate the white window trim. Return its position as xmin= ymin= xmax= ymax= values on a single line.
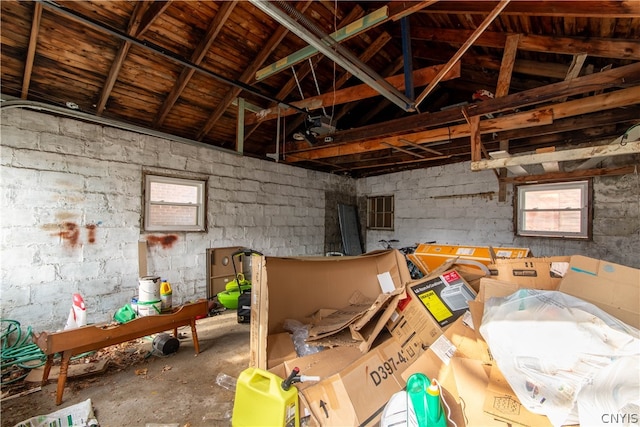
xmin=516 ymin=180 xmax=590 ymax=239
xmin=143 ymin=174 xmax=207 ymax=232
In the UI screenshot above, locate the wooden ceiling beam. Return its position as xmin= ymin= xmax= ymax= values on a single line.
xmin=421 ymin=1 xmax=640 ymax=18
xmin=412 ymin=45 xmax=569 ymax=79
xmin=412 ymin=28 xmax=640 ymax=60
xmin=415 ymin=0 xmax=510 ymax=107
xmin=96 ymin=1 xmax=171 ymax=115
xmin=326 ymin=116 xmax=635 ymax=168
xmin=307 ymin=62 xmax=640 ymax=148
xmin=280 ymin=31 xmax=393 ymax=140
xmin=21 ymin=2 xmax=42 ymax=100
xmin=154 ymin=1 xmax=238 ymax=128
xmin=195 ymin=1 xmax=314 ymax=141
xmin=472 ymin=140 xmax=640 ymax=171
xmin=333 ymin=56 xmax=405 ymax=129
xmin=501 ymin=165 xmax=638 ymax=184
xmin=387 ymin=1 xmax=440 ymax=21
xmin=244 ymin=6 xmax=366 ymax=140
xmin=482 ymin=108 xmax=640 ymax=146
xmin=285 ymin=86 xmax=640 ymax=162
xmin=246 ymin=62 xmax=461 ymax=125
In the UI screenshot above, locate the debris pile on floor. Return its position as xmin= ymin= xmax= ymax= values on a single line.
xmin=242 ymin=247 xmax=639 ymax=427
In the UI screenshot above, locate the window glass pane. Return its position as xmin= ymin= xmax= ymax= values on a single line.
xmin=523 ymin=211 xmax=582 ymax=233
xmin=367 ymin=195 xmax=394 ymax=230
xmin=150 ymin=181 xmax=198 ymax=204
xmin=524 ymin=188 xmax=582 ymax=209
xmin=149 ymin=205 xmax=198 ymax=226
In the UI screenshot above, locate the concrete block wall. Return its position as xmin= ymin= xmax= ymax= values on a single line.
xmin=357 ymin=160 xmax=640 ymax=269
xmin=0 ymin=108 xmax=354 ymax=331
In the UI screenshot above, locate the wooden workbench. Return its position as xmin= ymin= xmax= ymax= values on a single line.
xmin=34 ymin=300 xmax=209 ymax=405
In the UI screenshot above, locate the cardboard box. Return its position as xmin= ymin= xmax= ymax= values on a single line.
xmin=387 ymin=268 xmax=477 ymax=355
xmin=482 ymin=364 xmax=553 ymax=427
xmin=488 ymin=256 xmax=570 ymax=289
xmin=408 ymin=243 xmax=530 ymax=276
xmin=559 ymin=255 xmax=640 ymax=328
xmin=266 ymin=332 xmax=297 ymax=369
xmin=400 ymin=314 xmax=493 ymax=427
xmin=300 ymin=335 xmax=417 ymax=426
xmin=250 ymin=249 xmax=412 ymax=368
xmin=250 ymin=250 xmax=414 ymax=425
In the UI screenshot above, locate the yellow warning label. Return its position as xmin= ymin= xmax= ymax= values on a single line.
xmin=418 ymin=290 xmax=453 ymax=322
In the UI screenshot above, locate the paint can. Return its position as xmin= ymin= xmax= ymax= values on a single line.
xmin=137 ymin=300 xmax=162 ymax=316
xmin=138 ymin=276 xmax=161 ymax=316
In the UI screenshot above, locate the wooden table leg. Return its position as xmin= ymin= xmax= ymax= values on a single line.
xmin=56 ymin=350 xmax=72 ymax=405
xmin=41 ymin=354 xmax=53 ymax=386
xmin=190 ymin=320 xmax=200 ymax=354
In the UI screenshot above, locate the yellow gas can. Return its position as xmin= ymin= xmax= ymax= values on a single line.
xmin=232 ymin=367 xmax=299 ymax=427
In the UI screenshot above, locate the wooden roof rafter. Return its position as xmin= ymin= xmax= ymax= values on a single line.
xmin=153 ymin=0 xmax=238 ymax=128
xmin=244 ymin=5 xmax=367 ymax=141
xmin=412 ymin=28 xmax=640 ymax=61
xmin=21 ymin=2 xmax=42 ymax=100
xmin=96 ymin=0 xmax=171 ymax=115
xmin=195 ymin=1 xmax=315 ymax=141
xmin=285 ymin=86 xmax=640 ymax=162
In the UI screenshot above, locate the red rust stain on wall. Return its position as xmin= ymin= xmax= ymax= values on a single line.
xmin=85 ymin=224 xmax=97 ymax=244
xmin=147 ymin=234 xmax=178 ymax=249
xmin=58 ymin=222 xmax=80 ymax=247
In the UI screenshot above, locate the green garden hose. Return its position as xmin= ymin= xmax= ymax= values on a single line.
xmin=1 ymin=319 xmax=46 ymax=385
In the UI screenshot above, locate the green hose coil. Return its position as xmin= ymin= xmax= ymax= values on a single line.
xmin=1 ymin=319 xmax=47 ymax=385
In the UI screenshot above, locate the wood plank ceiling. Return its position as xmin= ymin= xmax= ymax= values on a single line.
xmin=1 ymin=1 xmax=639 ymax=178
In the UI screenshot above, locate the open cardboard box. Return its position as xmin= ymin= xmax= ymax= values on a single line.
xmin=464 ymin=256 xmax=640 ymax=427
xmin=250 ymin=250 xmax=415 ymax=426
xmin=386 ymin=263 xmax=478 ymax=355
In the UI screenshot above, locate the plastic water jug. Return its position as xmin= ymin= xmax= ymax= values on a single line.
xmin=232 ymin=367 xmax=299 ymax=427
xmin=160 ymin=279 xmax=173 ymax=312
xmin=64 ymin=293 xmax=87 ymax=330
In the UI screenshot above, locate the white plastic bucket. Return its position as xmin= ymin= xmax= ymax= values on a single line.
xmin=137 ymin=300 xmax=162 ymax=316
xmin=139 ymin=276 xmax=161 ymax=303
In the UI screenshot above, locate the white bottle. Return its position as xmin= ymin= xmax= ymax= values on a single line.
xmin=64 ymin=293 xmax=87 ymax=330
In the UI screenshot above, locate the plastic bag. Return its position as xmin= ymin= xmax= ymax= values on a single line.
xmin=282 ymin=319 xmax=325 ymax=357
xmin=479 ymin=289 xmax=639 ymax=427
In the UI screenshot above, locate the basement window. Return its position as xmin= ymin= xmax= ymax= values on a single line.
xmin=367 ymin=195 xmax=394 ymax=230
xmin=143 ymin=174 xmax=207 ymax=232
xmin=516 ymin=180 xmax=591 ymax=239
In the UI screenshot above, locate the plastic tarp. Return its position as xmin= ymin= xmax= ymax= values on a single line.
xmin=479 ymin=289 xmax=640 ymax=427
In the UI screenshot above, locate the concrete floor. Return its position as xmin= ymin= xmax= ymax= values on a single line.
xmin=1 ymin=310 xmax=250 ymax=427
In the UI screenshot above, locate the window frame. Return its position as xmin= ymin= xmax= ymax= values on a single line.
xmin=143 ymin=173 xmax=207 ymax=232
xmin=367 ymin=195 xmax=394 ymax=230
xmin=515 ymin=180 xmax=592 ymax=239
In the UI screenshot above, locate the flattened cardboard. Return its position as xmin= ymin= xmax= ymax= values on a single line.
xmin=489 ymin=256 xmax=570 ymax=289
xmin=283 ymin=346 xmax=364 ymax=392
xmin=307 ymin=287 xmax=404 ymax=353
xmin=559 ymin=255 xmax=640 ymax=328
xmin=483 ymin=364 xmax=553 ymax=427
xmin=400 ymin=315 xmax=492 ymax=427
xmin=450 ymin=358 xmax=509 ymax=427
xmin=301 ymin=336 xmax=415 ymax=427
xmin=267 ymin=332 xmax=297 ymax=369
